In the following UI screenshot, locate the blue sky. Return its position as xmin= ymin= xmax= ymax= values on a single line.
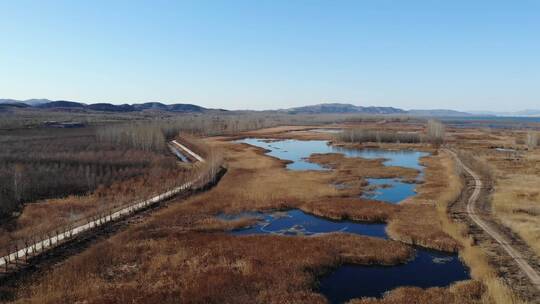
xmin=1 ymin=0 xmax=539 ymax=111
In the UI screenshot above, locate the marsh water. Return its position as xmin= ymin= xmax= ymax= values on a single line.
xmin=319 ymin=249 xmax=469 ymax=302
xmin=231 ymin=138 xmax=470 ymax=302
xmin=239 ymin=138 xmax=426 ymax=203
xmin=221 ymin=210 xmax=387 ymax=238
xmin=363 ymin=178 xmax=417 ymax=203
xmin=239 ymin=138 xmax=428 ymax=171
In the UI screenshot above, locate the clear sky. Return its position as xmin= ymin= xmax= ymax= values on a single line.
xmin=1 ymin=0 xmax=539 ymax=111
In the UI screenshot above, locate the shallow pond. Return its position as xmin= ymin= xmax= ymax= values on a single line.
xmin=222 ymin=209 xmax=387 ymax=238
xmin=239 ymin=138 xmax=427 ymax=204
xmin=222 ymin=208 xmax=470 ymax=302
xmin=319 ymin=248 xmax=470 ymax=303
xmin=238 ymin=138 xmax=428 ymax=171
xmin=234 ymin=138 xmax=470 ymax=302
xmin=362 ymin=178 xmax=417 ymax=204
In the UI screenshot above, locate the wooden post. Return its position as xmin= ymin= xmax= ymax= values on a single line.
xmin=24 ymin=240 xmax=29 ymax=262
xmin=46 ymin=232 xmax=52 ymax=248
xmin=32 ymin=235 xmax=37 ymax=254
xmin=14 ymin=244 xmax=19 ymax=267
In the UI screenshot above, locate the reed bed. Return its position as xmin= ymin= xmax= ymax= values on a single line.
xmin=6 ymin=125 xmax=526 ymax=303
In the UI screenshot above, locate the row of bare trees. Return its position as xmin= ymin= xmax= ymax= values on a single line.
xmin=336 ymin=119 xmax=446 ymax=147
xmin=336 ymin=129 xmax=422 ymax=144
xmin=0 ymin=127 xmax=172 ymax=219
xmin=96 ymin=123 xmax=166 ymax=152
xmin=95 ymin=115 xmax=296 ymax=152
xmin=1 ymin=153 xmax=225 ymax=272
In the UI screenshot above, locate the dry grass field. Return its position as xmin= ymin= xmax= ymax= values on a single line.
xmin=491 ymin=151 xmax=540 ymax=256
xmin=3 ymin=124 xmax=489 ymax=304
xmin=4 ymin=122 xmax=534 ymax=304
xmin=449 ymin=127 xmax=540 ymax=257
xmin=11 ymin=131 xmax=419 ymax=303
xmin=350 ymin=280 xmax=486 ymax=304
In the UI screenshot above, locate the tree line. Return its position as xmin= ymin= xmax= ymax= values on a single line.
xmin=336 ymin=120 xmax=446 ymax=147
xmin=0 ymin=127 xmax=174 ymax=218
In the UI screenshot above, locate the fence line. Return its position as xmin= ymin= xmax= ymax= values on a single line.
xmin=0 ymin=179 xmax=198 ymax=272
xmin=0 ymin=139 xmax=212 ymax=273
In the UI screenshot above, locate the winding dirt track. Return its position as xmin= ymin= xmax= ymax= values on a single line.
xmin=447 ymin=149 xmax=540 ymax=292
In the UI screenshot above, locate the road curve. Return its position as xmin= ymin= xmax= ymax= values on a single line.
xmin=0 ymin=140 xmax=205 ymax=269
xmin=447 ymin=149 xmax=540 ymax=291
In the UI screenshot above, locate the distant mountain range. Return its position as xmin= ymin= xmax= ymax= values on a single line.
xmin=280 ymin=103 xmax=407 ymax=115
xmin=0 ymin=99 xmax=213 ymax=113
xmin=1 ymin=99 xmax=538 ymax=117
xmin=279 ymin=103 xmax=471 ymax=116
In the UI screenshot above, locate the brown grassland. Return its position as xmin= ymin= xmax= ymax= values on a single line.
xmin=5 ymin=122 xmax=532 ymax=303
xmin=490 ymin=148 xmax=540 ymax=256
xmin=7 ymin=124 xmax=506 ymax=303
xmin=11 ymin=130 xmax=420 ymax=303
xmin=449 ymin=127 xmax=540 ymax=257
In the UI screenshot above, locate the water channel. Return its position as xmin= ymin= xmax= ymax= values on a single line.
xmin=229 ymin=138 xmax=470 ymax=302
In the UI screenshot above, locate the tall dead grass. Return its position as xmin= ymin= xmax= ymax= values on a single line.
xmin=15 ymin=224 xmax=412 ymax=304
xmin=350 ymin=280 xmax=486 ymax=304
xmin=491 ymin=157 xmax=540 ymax=256
xmin=436 ymin=151 xmax=524 ymax=304
xmin=5 ymin=126 xmax=527 ymax=303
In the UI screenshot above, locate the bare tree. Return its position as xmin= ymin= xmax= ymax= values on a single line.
xmin=427 ymin=119 xmax=445 ymax=148
xmin=527 ymin=132 xmax=538 ymax=150
xmin=13 ymin=164 xmax=24 ymax=203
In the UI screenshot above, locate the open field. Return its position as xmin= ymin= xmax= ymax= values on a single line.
xmin=490 ymin=149 xmax=540 ymax=256
xmin=0 ymin=123 xmax=501 ymax=304
xmin=441 ymin=127 xmax=540 ymax=301
xmin=1 ymin=118 xmax=539 ymax=303
xmin=448 ymin=127 xmax=540 ymax=257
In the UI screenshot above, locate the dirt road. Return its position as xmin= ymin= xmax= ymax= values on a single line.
xmin=447 ymin=149 xmax=540 ymax=297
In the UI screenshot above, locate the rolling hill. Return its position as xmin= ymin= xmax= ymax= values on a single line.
xmin=281 ymin=103 xmax=407 ymax=115
xmin=0 ymin=99 xmax=209 ymax=113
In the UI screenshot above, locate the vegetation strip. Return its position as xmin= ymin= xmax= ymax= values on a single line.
xmin=0 ymin=141 xmax=205 ymax=271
